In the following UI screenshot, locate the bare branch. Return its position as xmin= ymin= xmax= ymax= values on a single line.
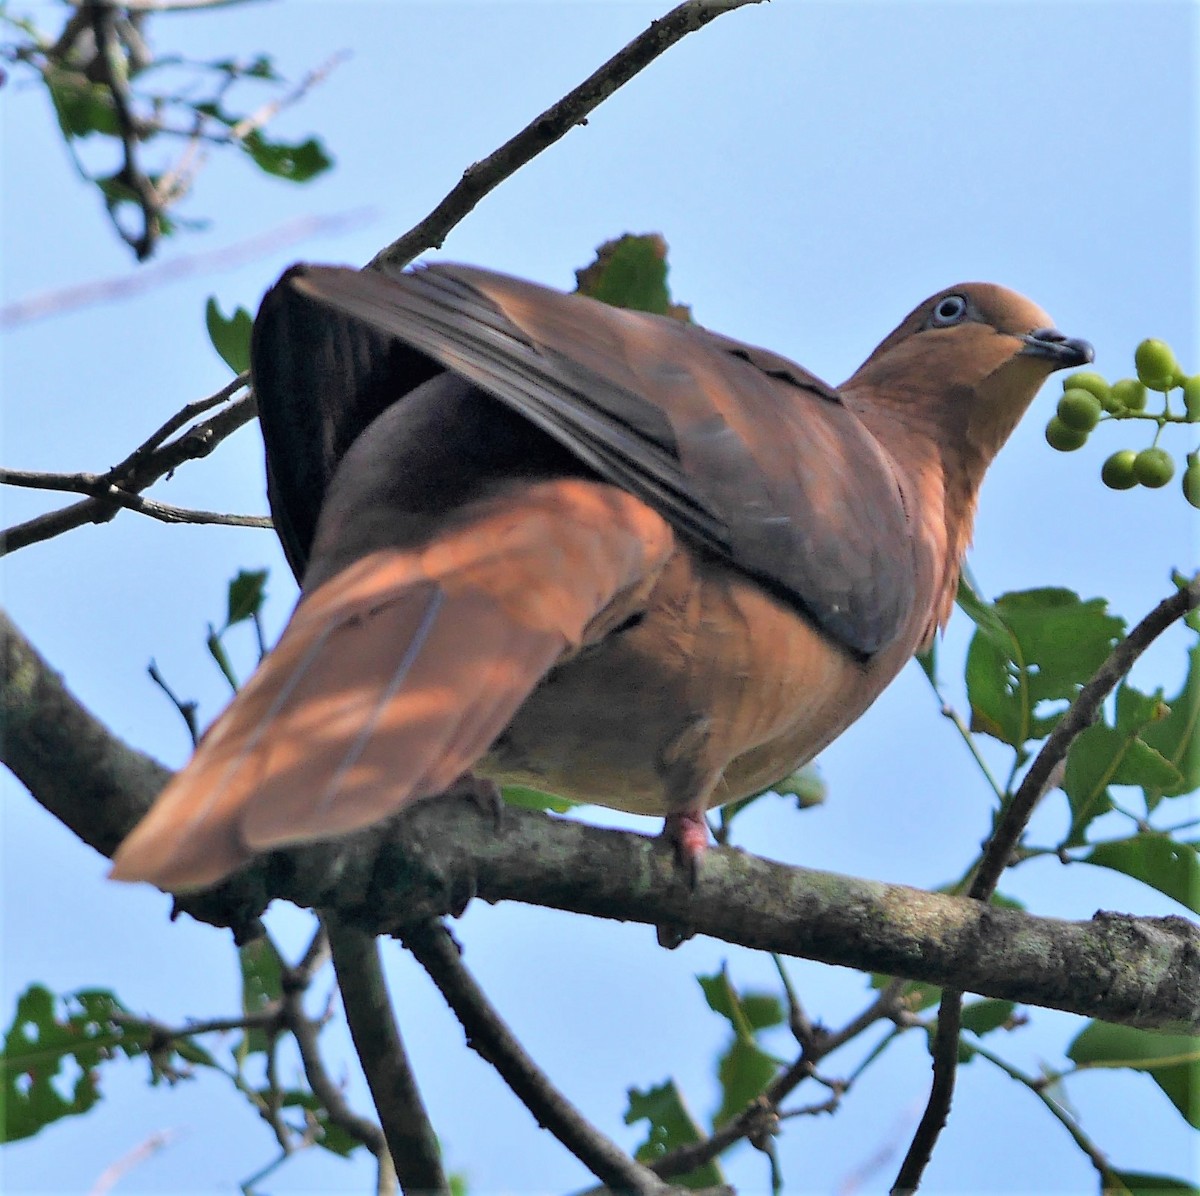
xmin=0 ymin=390 xmax=257 ymax=555
xmin=969 ymin=1039 xmax=1123 ymax=1189
xmin=86 ymin=0 xmax=164 ymax=259
xmin=283 ymin=962 xmax=392 ymax=1169
xmin=401 ymin=919 xmax=669 ymax=1195
xmin=0 ymin=607 xmax=171 ymax=858
xmin=325 ymin=917 xmax=447 ymax=1196
xmin=227 ymin=49 xmax=350 ymax=142
xmin=89 ymin=1129 xmax=182 ymax=1196
xmin=4 ymin=604 xmax=1198 ymax=1030
xmin=650 ymin=978 xmax=906 ymax=1180
xmin=0 ymin=468 xmax=270 ymax=529
xmin=367 ymin=0 xmax=765 ymax=272
xmin=889 ymin=993 xmax=961 ymax=1195
xmin=118 ymin=371 xmax=248 ymax=469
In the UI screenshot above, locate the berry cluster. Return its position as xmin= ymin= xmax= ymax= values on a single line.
xmin=1045 ymin=338 xmax=1199 ymax=508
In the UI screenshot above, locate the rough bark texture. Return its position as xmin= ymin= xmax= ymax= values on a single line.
xmin=1 ymin=608 xmax=170 ymax=856
xmin=3 ymin=607 xmax=1197 ymax=1032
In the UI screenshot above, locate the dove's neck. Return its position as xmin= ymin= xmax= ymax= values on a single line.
xmin=843 ymin=384 xmax=986 ymax=640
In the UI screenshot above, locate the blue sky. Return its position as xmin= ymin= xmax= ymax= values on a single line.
xmin=2 ymin=2 xmax=1197 ymax=1193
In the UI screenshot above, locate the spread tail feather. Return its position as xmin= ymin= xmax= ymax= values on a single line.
xmin=110 ymin=480 xmax=674 ymax=892
xmin=109 ymin=553 xmax=566 ymax=891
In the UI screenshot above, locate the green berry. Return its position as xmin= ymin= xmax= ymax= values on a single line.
xmin=1110 ymin=378 xmax=1148 ymax=413
xmin=1134 ymin=339 xmax=1179 ymax=391
xmin=1182 ymin=375 xmax=1200 ymax=421
xmin=1056 ymin=388 xmax=1103 ymax=431
xmin=1101 ymin=449 xmax=1139 ymax=490
xmin=1184 ymin=465 xmax=1200 ymax=509
xmin=1133 ymin=447 xmax=1175 ymax=488
xmin=1045 ymin=417 xmax=1088 ymax=452
xmin=1062 ymin=371 xmax=1112 ymax=407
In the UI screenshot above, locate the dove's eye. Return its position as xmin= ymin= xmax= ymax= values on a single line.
xmin=931 ymin=295 xmax=968 ymax=326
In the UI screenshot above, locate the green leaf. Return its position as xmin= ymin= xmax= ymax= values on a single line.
xmin=1136 ymin=639 xmax=1200 ymax=805
xmin=0 ymin=986 xmax=157 ymax=1142
xmin=500 ymin=785 xmax=575 ymax=814
xmin=206 ymin=624 xmax=240 ymax=693
xmin=204 ymin=297 xmax=253 ymax=374
xmin=226 ymin=569 xmax=268 ymax=628
xmin=315 ymin=1114 xmax=361 ymax=1157
xmin=625 ymin=1080 xmax=723 ymax=1189
xmin=771 ymin=764 xmax=827 ymax=809
xmin=242 ymin=131 xmax=333 ymax=182
xmin=44 ymin=69 xmax=120 ymax=139
xmin=696 ymin=968 xmax=783 ymax=1126
xmin=963 ymin=589 xmax=1124 ymax=747
xmin=697 ymin=967 xmax=784 ymax=1038
xmin=574 ymin=234 xmax=691 ymax=319
xmin=1082 ymin=835 xmax=1199 ymax=914
xmin=1068 ymin=1022 xmax=1200 ymax=1128
xmin=1062 ymin=725 xmax=1182 ymax=844
xmin=916 ymin=638 xmax=937 ymax=684
xmin=960 ymin=998 xmax=1017 ymax=1037
xmin=211 ymin=54 xmax=281 ymax=82
xmin=236 ymin=939 xmax=284 ymax=1058
xmin=868 ymin=976 xmax=941 ymax=1013
xmin=714 ymin=1035 xmax=778 ymax=1127
xmin=1113 ymin=1172 xmax=1200 ymax=1195
xmin=93 ymin=171 xmax=143 ymax=211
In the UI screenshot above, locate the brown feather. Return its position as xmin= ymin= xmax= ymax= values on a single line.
xmin=112 ymin=266 xmax=1091 ymax=891
xmin=110 ymin=479 xmax=673 ymax=890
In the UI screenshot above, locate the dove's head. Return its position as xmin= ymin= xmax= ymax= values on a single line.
xmin=844 ymin=282 xmax=1093 ymax=466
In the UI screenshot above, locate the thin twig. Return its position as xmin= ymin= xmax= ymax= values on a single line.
xmin=891 ymin=574 xmax=1200 ymax=1194
xmin=402 ymin=919 xmax=668 ymax=1195
xmin=88 ymin=1129 xmax=182 ymax=1196
xmin=0 ymin=468 xmax=271 ymax=529
xmin=228 ymin=49 xmax=350 ymax=142
xmin=293 ymin=923 xmax=331 ymax=984
xmin=326 ymin=916 xmax=447 ymax=1196
xmin=283 ymin=967 xmax=391 ymax=1166
xmin=368 ymin=0 xmax=765 ymax=272
xmin=0 ymin=391 xmax=258 ymax=554
xmin=652 ymin=978 xmax=907 ymax=1181
xmin=104 ymin=490 xmax=272 ymax=528
xmin=820 ymin=980 xmax=909 ymax=1056
xmin=112 ymin=1007 xmax=280 ymax=1039
xmin=969 ymin=1039 xmax=1121 ymax=1188
xmin=122 ymin=373 xmax=249 ymax=464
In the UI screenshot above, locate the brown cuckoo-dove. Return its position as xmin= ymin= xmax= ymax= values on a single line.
xmin=110 ymin=263 xmax=1091 ymax=890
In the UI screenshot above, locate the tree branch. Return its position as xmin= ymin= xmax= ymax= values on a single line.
xmin=0 ymin=468 xmax=271 ymax=529
xmin=0 ymin=389 xmax=257 ymax=555
xmin=3 ymin=1 xmax=764 ymax=553
xmin=401 ymin=919 xmax=671 ymax=1195
xmin=325 ymin=916 xmax=447 ymax=1196
xmin=366 ymin=0 xmax=766 ymax=273
xmin=86 ymin=0 xmax=163 ymax=259
xmin=892 ymin=572 xmax=1200 ymax=1193
xmin=0 ymin=607 xmax=170 ymax=858
xmin=4 ymin=605 xmax=1196 ymax=1031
